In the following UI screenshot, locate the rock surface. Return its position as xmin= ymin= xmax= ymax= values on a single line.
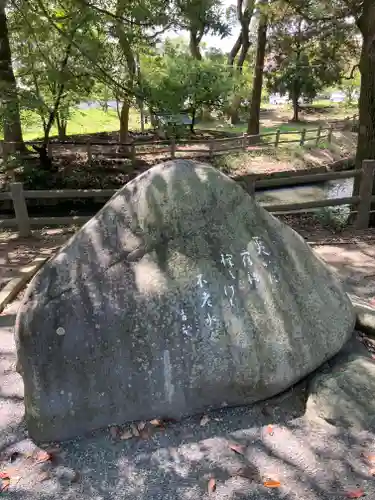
xmin=306 ymin=334 xmax=375 ymax=430
xmin=15 ymin=159 xmax=355 ymax=441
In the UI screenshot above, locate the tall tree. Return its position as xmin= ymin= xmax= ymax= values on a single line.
xmin=227 ymin=0 xmax=256 ymax=69
xmin=71 ymin=0 xmax=172 ymax=145
xmin=176 ymin=0 xmax=229 ymax=60
xmin=0 ymin=0 xmax=25 ymax=155
xmin=142 ymin=49 xmax=235 ymax=132
xmin=266 ymin=3 xmax=352 ymax=121
xmin=247 ymin=0 xmax=268 ymax=134
xmin=10 ymin=0 xmax=100 ymax=166
xmin=283 ymin=1 xmax=372 ymax=191
xmin=226 ymin=0 xmax=256 ymax=124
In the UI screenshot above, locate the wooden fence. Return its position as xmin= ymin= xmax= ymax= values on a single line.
xmin=1 ymin=115 xmax=358 ymax=165
xmin=1 ymin=157 xmax=374 ymax=237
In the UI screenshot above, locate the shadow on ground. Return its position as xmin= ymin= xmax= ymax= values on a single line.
xmin=1 ymin=361 xmax=375 ymax=500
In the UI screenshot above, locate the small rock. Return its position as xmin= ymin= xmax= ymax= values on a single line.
xmin=200 ymin=415 xmax=210 ymax=426
xmin=130 ymin=423 xmax=140 ymax=437
xmin=120 ymin=429 xmax=133 ymax=440
xmin=52 ymin=466 xmax=79 ymax=484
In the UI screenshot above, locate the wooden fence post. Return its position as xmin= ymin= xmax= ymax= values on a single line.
xmin=86 ymin=141 xmax=92 ymax=165
xmin=274 ymin=129 xmax=281 ymax=147
xmin=10 ymin=182 xmax=31 ymax=237
xmin=355 ymin=160 xmax=375 ymax=230
xmin=300 ymin=128 xmax=306 ymax=146
xmin=242 ymin=133 xmax=248 ymax=150
xmin=315 ymin=125 xmax=322 ymax=146
xmin=327 ymin=126 xmax=333 ymax=143
xmin=47 ymin=142 xmax=53 ymax=159
xmin=209 ymin=139 xmax=214 ymax=160
xmin=170 ymin=137 xmax=176 ymax=159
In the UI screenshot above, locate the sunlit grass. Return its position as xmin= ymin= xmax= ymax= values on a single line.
xmin=20 ymin=107 xmax=147 ymax=141
xmin=18 ymin=101 xmax=357 ymax=142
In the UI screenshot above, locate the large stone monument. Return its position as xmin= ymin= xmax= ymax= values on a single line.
xmin=15 ymin=160 xmax=355 ymax=441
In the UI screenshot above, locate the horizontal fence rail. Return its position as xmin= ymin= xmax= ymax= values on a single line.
xmin=0 ymin=156 xmax=373 ymax=237
xmin=1 ymin=115 xmax=358 ymax=165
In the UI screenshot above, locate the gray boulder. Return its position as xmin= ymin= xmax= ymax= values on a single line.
xmin=306 ymin=335 xmax=375 ymax=430
xmin=15 ymin=159 xmax=355 ymax=442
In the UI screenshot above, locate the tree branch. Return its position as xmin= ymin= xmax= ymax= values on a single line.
xmin=77 ymin=0 xmax=175 ymax=29
xmin=25 ymin=0 xmax=139 ymax=100
xmin=282 ymin=0 xmax=354 ymax=23
xmin=344 ymin=64 xmax=359 ymax=79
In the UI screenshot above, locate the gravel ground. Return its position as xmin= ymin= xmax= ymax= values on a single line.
xmin=1 ymin=226 xmax=375 ymax=499
xmin=1 ymin=317 xmax=375 ymax=500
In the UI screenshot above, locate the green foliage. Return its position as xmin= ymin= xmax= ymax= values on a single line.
xmin=265 ymin=4 xmax=357 ymax=108
xmin=8 ymin=0 xmax=101 ymax=140
xmin=141 ymin=47 xmax=236 ymax=124
xmin=313 ymin=205 xmax=350 ymax=232
xmin=338 ymin=67 xmax=361 ymax=105
xmin=175 ymin=0 xmax=230 ymax=39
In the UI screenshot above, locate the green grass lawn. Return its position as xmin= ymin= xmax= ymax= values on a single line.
xmin=18 ymin=102 xmax=357 ymax=142
xmin=20 ymin=107 xmax=145 ymax=141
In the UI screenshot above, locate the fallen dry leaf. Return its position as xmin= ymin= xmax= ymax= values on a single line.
xmin=229 ymin=443 xmax=246 ymax=456
xmin=130 ymin=423 xmax=140 ymax=437
xmin=0 ymin=478 xmax=10 ymax=492
xmin=346 ymin=489 xmax=365 ymax=498
xmin=44 ymin=446 xmax=61 ymax=456
xmin=200 ymin=415 xmax=210 ymax=426
xmin=232 ymin=465 xmax=260 ymax=481
xmin=120 ymin=430 xmax=133 ymax=441
xmin=208 ymin=477 xmax=216 ymax=493
xmin=263 ymin=479 xmax=281 ymax=488
xmin=0 ymin=472 xmax=10 ymax=480
xmin=150 ymin=419 xmax=164 ymax=428
xmin=266 ymin=424 xmax=274 ymax=436
xmin=34 ymin=450 xmax=52 ymax=464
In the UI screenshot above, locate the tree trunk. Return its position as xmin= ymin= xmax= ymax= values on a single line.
xmin=190 ymin=108 xmax=196 ymax=133
xmin=119 ymin=100 xmax=130 ymax=144
xmin=0 ymin=3 xmax=26 ymax=155
xmin=292 ymin=94 xmax=299 ymax=122
xmin=227 ymin=34 xmax=242 ymax=66
xmin=115 ymin=7 xmax=137 ymax=147
xmin=236 ymin=34 xmax=250 ymax=70
xmin=227 ymin=1 xmax=257 ymax=124
xmin=352 ymin=2 xmax=375 ymax=200
xmin=56 ymin=112 xmax=67 ymax=140
xmin=247 ymin=5 xmax=268 ymax=135
xmin=229 ymin=95 xmax=242 ymax=125
xmin=189 ymin=31 xmax=202 ymax=60
xmin=149 ymin=108 xmax=157 ymax=128
xmin=139 ymin=100 xmax=145 ymax=134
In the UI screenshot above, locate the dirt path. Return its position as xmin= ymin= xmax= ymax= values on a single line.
xmin=0 ymin=229 xmax=75 ymax=297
